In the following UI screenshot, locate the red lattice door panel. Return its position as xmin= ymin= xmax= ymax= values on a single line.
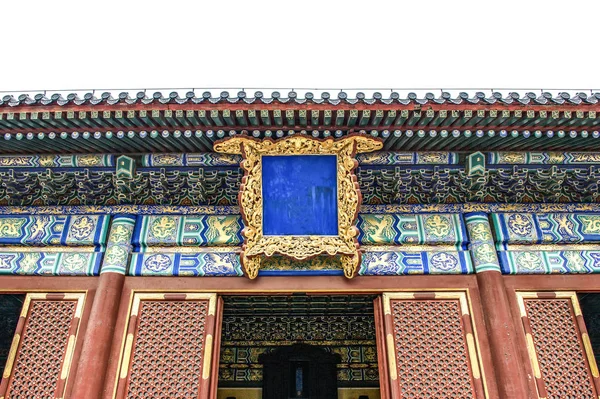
xmin=0 ymin=293 xmax=85 ymax=399
xmin=516 ymin=292 xmax=600 ymax=399
xmin=377 ymin=292 xmax=488 ymax=399
xmin=114 ymin=293 xmax=220 ymax=399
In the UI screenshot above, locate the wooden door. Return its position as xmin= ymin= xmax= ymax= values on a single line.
xmin=515 ymin=291 xmax=600 ymax=398
xmin=375 ymin=292 xmax=488 ymax=399
xmin=0 ymin=293 xmax=86 ymax=399
xmin=114 ymin=292 xmax=222 ymax=399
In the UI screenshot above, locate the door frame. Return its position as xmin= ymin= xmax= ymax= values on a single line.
xmin=101 ymin=274 xmax=498 ymax=399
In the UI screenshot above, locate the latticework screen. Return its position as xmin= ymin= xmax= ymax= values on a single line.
xmin=115 ymin=293 xmax=217 ymax=399
xmin=381 ymin=292 xmax=486 ymax=398
xmin=517 ymin=292 xmax=600 ymax=399
xmin=0 ymin=293 xmax=85 ymax=399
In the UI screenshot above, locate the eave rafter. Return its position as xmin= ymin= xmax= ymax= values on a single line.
xmin=2 ymin=90 xmax=600 ymax=154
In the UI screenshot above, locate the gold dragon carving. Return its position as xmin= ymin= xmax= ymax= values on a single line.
xmin=214 ymin=135 xmax=382 ymax=279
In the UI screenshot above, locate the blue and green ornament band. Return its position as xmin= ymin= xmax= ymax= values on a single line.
xmin=499 ymin=250 xmax=600 ymax=274
xmin=356 ymin=214 xmax=467 ymax=248
xmin=465 ymin=212 xmax=502 ymax=273
xmin=0 ymin=154 xmax=114 ymax=168
xmin=358 ymin=250 xmax=473 ymax=275
xmin=100 ymin=215 xmax=136 ymax=275
xmin=0 ymin=215 xmax=109 ymax=250
xmin=492 ymin=212 xmax=600 ymax=249
xmin=132 ymin=215 xmax=243 ymax=250
xmin=0 ymin=251 xmax=102 ymax=276
xmin=488 ymin=152 xmax=600 ymax=165
xmin=129 ymin=252 xmax=243 ymax=276
xmin=141 ymin=153 xmax=241 ymax=167
xmin=356 ymin=151 xmax=458 ymax=165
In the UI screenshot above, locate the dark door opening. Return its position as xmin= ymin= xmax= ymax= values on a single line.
xmin=217 ymin=294 xmax=380 ymax=399
xmin=260 ymin=344 xmax=340 ymax=399
xmin=578 ymin=293 xmax=600 ymax=366
xmin=0 ymin=295 xmax=25 ymax=377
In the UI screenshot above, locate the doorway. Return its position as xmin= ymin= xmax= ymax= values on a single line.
xmin=216 ymin=294 xmax=381 ymax=399
xmin=260 ymin=343 xmax=339 ymax=399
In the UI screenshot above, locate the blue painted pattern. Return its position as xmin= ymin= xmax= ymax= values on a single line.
xmin=488 ymin=152 xmax=600 ymax=165
xmin=0 ymin=215 xmax=109 ymax=250
xmin=0 ymin=251 xmax=102 ymax=275
xmin=493 ymin=212 xmax=600 ymax=249
xmin=464 ymin=212 xmax=502 ymax=273
xmin=0 ymin=154 xmax=114 ymax=168
xmin=141 ymin=151 xmax=460 ymax=167
xmin=499 ymin=250 xmax=600 ymax=274
xmin=129 ymin=252 xmax=243 ymax=276
xmin=357 ymin=214 xmax=467 ymax=249
xmin=141 ymin=153 xmax=241 ymax=167
xmin=358 ymin=250 xmax=472 ymax=275
xmin=132 ymin=215 xmax=243 ymax=250
xmin=101 ymin=215 xmax=136 ymax=275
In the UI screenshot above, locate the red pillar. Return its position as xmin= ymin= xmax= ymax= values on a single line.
xmin=465 ymin=212 xmax=531 ymax=398
xmin=476 ymin=271 xmax=531 ymax=398
xmin=70 ymin=273 xmax=125 ymax=399
xmin=70 ymin=215 xmax=136 ymax=399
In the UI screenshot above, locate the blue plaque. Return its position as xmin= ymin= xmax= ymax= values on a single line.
xmin=262 ymin=155 xmax=338 ymax=236
xmin=214 ymin=135 xmax=382 ymax=278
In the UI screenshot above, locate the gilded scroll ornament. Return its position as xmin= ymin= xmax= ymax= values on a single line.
xmin=215 ymin=135 xmax=382 ymax=278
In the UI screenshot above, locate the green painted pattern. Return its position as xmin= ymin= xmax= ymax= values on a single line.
xmin=465 ymin=213 xmax=502 ymax=273
xmin=0 ymin=251 xmax=101 ymax=275
xmin=134 ymin=215 xmax=243 ymax=249
xmin=100 ymin=215 xmax=136 ymax=274
xmin=357 ymin=213 xmax=466 ymax=248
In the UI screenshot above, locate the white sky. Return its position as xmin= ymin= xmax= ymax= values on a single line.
xmin=1 ymin=0 xmax=599 ymax=96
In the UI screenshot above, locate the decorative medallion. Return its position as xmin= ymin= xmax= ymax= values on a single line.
xmin=215 ymin=135 xmax=382 ymax=278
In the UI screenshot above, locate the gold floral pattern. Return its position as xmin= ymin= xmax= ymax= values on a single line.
xmin=474 ymin=243 xmax=497 ymax=264
xmin=0 ymin=218 xmax=25 ymax=238
xmin=77 ymin=155 xmax=103 ymax=167
xmin=150 ymin=216 xmax=178 ymax=240
xmin=579 ymin=216 xmax=600 ymax=234
xmin=110 ymin=224 xmax=132 ymax=243
xmin=507 ymin=214 xmax=534 ymax=237
xmin=424 ymin=215 xmax=452 ymax=238
xmin=468 ymin=222 xmax=492 ymax=241
xmin=69 ymin=216 xmax=96 ymax=241
xmin=516 ymin=252 xmax=543 ymax=270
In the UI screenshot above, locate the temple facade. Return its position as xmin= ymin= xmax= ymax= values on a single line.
xmin=0 ymin=89 xmax=599 ymax=398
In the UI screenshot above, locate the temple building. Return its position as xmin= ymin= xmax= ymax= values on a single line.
xmin=1 ymin=89 xmax=600 ymax=398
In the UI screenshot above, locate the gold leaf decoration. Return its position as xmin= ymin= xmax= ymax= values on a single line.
xmin=215 ymin=135 xmax=382 ymax=278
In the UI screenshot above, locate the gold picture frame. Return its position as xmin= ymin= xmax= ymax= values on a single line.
xmin=214 ymin=135 xmax=382 ymax=278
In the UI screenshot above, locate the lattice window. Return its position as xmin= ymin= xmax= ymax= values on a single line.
xmin=116 ymin=293 xmax=218 ymax=399
xmin=517 ymin=292 xmax=600 ymax=399
xmin=0 ymin=293 xmax=85 ymax=399
xmin=381 ymin=292 xmax=486 ymax=399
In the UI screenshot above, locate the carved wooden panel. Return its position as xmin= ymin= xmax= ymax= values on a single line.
xmin=381 ymin=292 xmax=487 ymax=398
xmin=115 ymin=293 xmax=218 ymax=399
xmin=517 ymin=292 xmax=600 ymax=398
xmin=0 ymin=293 xmax=85 ymax=399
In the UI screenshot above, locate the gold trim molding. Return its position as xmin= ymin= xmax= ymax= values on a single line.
xmin=215 ymin=135 xmax=382 ymax=278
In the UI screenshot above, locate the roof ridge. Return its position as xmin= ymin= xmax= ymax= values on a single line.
xmin=1 ymin=89 xmax=599 ymax=107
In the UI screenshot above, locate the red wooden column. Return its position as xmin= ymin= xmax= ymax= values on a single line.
xmin=465 ymin=212 xmax=531 ymax=398
xmin=70 ymin=215 xmax=136 ymax=399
